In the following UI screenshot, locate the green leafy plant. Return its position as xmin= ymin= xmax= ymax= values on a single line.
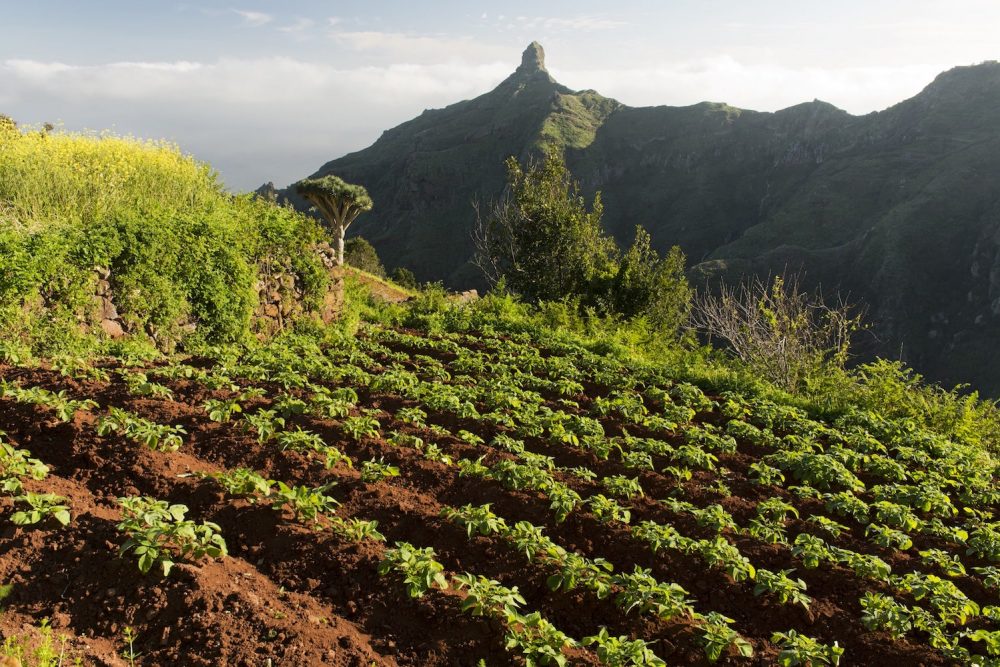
xmin=772 ymin=630 xmax=843 ymax=666
xmin=697 ymin=612 xmax=754 ymax=663
xmin=117 ymin=496 xmax=227 ymax=576
xmin=453 ymin=574 xmax=526 ymax=617
xmin=360 ymin=457 xmax=400 ymax=483
xmin=441 ymin=503 xmax=507 ymax=538
xmin=753 ymin=569 xmax=811 ymax=609
xmin=203 ymin=397 xmax=242 ymax=423
xmin=613 ymin=567 xmax=695 ymax=620
xmin=860 ymin=592 xmax=912 ymax=640
xmin=504 ymin=611 xmax=576 ymax=667
xmin=341 ymin=415 xmax=381 ymax=442
xmin=271 ymin=482 xmax=339 ymax=526
xmin=582 ymin=627 xmax=665 ymax=666
xmin=0 ymin=441 xmax=49 ymax=494
xmin=330 ymin=516 xmax=385 ymax=542
xmin=378 ymin=542 xmax=449 ymax=598
xmin=587 ymin=494 xmax=631 ymax=524
xmin=602 ymin=475 xmax=644 ymax=499
xmin=206 ymin=468 xmax=274 ymax=501
xmin=11 ymin=493 xmax=71 ymax=527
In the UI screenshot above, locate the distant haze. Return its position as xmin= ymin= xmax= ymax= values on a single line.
xmin=2 ymin=0 xmax=997 ymax=190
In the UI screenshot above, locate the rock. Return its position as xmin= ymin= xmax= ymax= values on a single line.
xmin=518 ymin=41 xmax=546 ymax=73
xmin=96 ymin=279 xmax=111 ymax=295
xmin=94 ymin=266 xmax=111 ymax=280
xmin=98 ymin=296 xmax=119 ymax=321
xmin=100 ymin=319 xmax=124 ymax=338
xmin=451 ymin=289 xmax=479 ymax=304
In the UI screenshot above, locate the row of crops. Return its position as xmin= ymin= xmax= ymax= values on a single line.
xmin=1 ymin=321 xmax=999 ymax=665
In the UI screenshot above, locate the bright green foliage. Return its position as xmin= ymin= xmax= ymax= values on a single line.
xmin=582 ymin=627 xmax=666 ymax=667
xmin=602 ymin=475 xmax=644 ymax=499
xmin=271 ymin=482 xmax=339 ymax=526
xmin=587 ymin=494 xmax=631 ymax=524
xmin=242 ymin=409 xmax=286 ymax=443
xmin=117 ymin=496 xmax=227 ymax=576
xmin=772 ymin=630 xmax=843 ymax=666
xmin=476 ymin=150 xmax=615 ymax=303
xmin=0 ymin=126 xmax=327 ymax=354
xmin=95 ymin=407 xmax=185 ymax=451
xmin=206 ymin=468 xmax=274 ymax=501
xmin=117 ymin=371 xmax=171 ymax=400
xmin=378 ymin=542 xmax=449 ymax=598
xmin=753 ymin=569 xmax=812 ymax=609
xmin=330 ymin=517 xmax=385 ymax=543
xmin=360 ymin=457 xmax=400 ymax=483
xmin=504 ymin=611 xmax=576 ymax=667
xmin=474 ymin=150 xmax=690 ymax=338
xmin=893 ymin=572 xmax=980 ymax=625
xmin=11 ymin=492 xmax=70 ymax=527
xmin=0 ymin=440 xmax=49 ymax=494
xmin=452 ymin=574 xmax=526 ymax=617
xmin=341 ymin=415 xmax=381 ymax=442
xmin=696 ymin=612 xmax=754 ymax=663
xmin=1 ymin=384 xmax=98 ymax=422
xmin=613 ymin=567 xmax=695 ymax=620
xmin=0 ymin=616 xmax=81 ymax=667
xmin=860 ymin=592 xmax=912 ymax=639
xmin=791 ymin=534 xmax=830 ymax=569
xmin=441 ymin=503 xmax=507 ymax=539
xmin=547 ymin=552 xmax=613 ymax=599
xmin=203 ymin=397 xmax=242 ymax=423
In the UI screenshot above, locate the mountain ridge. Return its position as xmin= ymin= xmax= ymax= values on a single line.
xmin=276 ymin=45 xmax=1000 ymax=394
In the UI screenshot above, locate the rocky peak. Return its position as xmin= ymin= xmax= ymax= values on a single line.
xmin=517 ymin=42 xmax=546 ymax=74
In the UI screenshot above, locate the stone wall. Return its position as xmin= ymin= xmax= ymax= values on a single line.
xmin=92 ymin=243 xmax=346 ymax=342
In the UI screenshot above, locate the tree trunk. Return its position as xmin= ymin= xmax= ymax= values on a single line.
xmin=334 ymin=226 xmax=346 ymax=266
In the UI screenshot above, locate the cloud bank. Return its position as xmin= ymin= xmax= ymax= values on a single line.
xmin=0 ymin=53 xmax=946 ymax=190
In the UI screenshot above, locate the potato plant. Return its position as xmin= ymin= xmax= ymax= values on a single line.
xmin=11 ymin=492 xmax=70 ymax=527
xmin=377 ymin=542 xmax=449 ymax=598
xmin=117 ymin=497 xmax=227 ymax=576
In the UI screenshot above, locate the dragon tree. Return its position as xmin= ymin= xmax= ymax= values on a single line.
xmin=296 ymin=175 xmax=373 ymax=266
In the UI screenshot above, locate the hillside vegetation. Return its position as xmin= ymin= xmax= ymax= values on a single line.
xmin=287 ymin=45 xmax=1000 ymax=396
xmin=4 ymin=108 xmax=1000 ymax=666
xmin=2 ymin=288 xmax=1000 ymax=665
xmin=0 ymin=119 xmax=328 ymax=355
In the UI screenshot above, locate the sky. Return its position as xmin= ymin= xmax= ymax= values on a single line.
xmin=2 ymin=1 xmax=998 ymax=190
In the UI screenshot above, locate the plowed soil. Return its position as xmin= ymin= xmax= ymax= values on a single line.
xmin=0 ymin=328 xmax=969 ymax=666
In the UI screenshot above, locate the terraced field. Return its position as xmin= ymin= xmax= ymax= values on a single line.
xmin=1 ymin=324 xmax=998 ymax=666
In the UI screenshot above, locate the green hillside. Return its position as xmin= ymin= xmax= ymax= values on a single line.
xmin=0 ymin=120 xmax=329 ymax=356
xmin=3 ymin=106 xmax=1000 ymax=665
xmin=282 ymin=46 xmax=1000 ymax=395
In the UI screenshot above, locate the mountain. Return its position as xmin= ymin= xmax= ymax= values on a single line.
xmin=281 ymin=44 xmax=1000 ymax=395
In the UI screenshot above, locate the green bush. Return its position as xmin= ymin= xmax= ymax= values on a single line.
xmin=0 ymin=125 xmax=328 ymax=354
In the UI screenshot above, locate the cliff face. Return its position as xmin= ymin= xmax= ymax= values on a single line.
xmin=280 ymin=47 xmax=1000 ymax=394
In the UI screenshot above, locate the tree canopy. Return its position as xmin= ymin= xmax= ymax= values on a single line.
xmin=473 ymin=149 xmax=691 ymax=338
xmin=296 ymin=175 xmax=373 ymax=265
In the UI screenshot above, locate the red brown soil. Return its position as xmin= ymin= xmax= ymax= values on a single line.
xmin=0 ymin=351 xmax=958 ymax=666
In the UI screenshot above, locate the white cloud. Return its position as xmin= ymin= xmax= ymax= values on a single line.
xmin=330 ymin=31 xmax=508 ymax=64
xmin=0 ymin=51 xmax=950 ymax=192
xmin=277 ymin=17 xmax=315 ymax=34
xmin=0 ymin=57 xmax=510 ymax=189
xmin=514 ymin=15 xmax=627 ymax=32
xmin=552 ymin=56 xmax=944 ymax=115
xmin=232 ymin=9 xmax=272 ymax=27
